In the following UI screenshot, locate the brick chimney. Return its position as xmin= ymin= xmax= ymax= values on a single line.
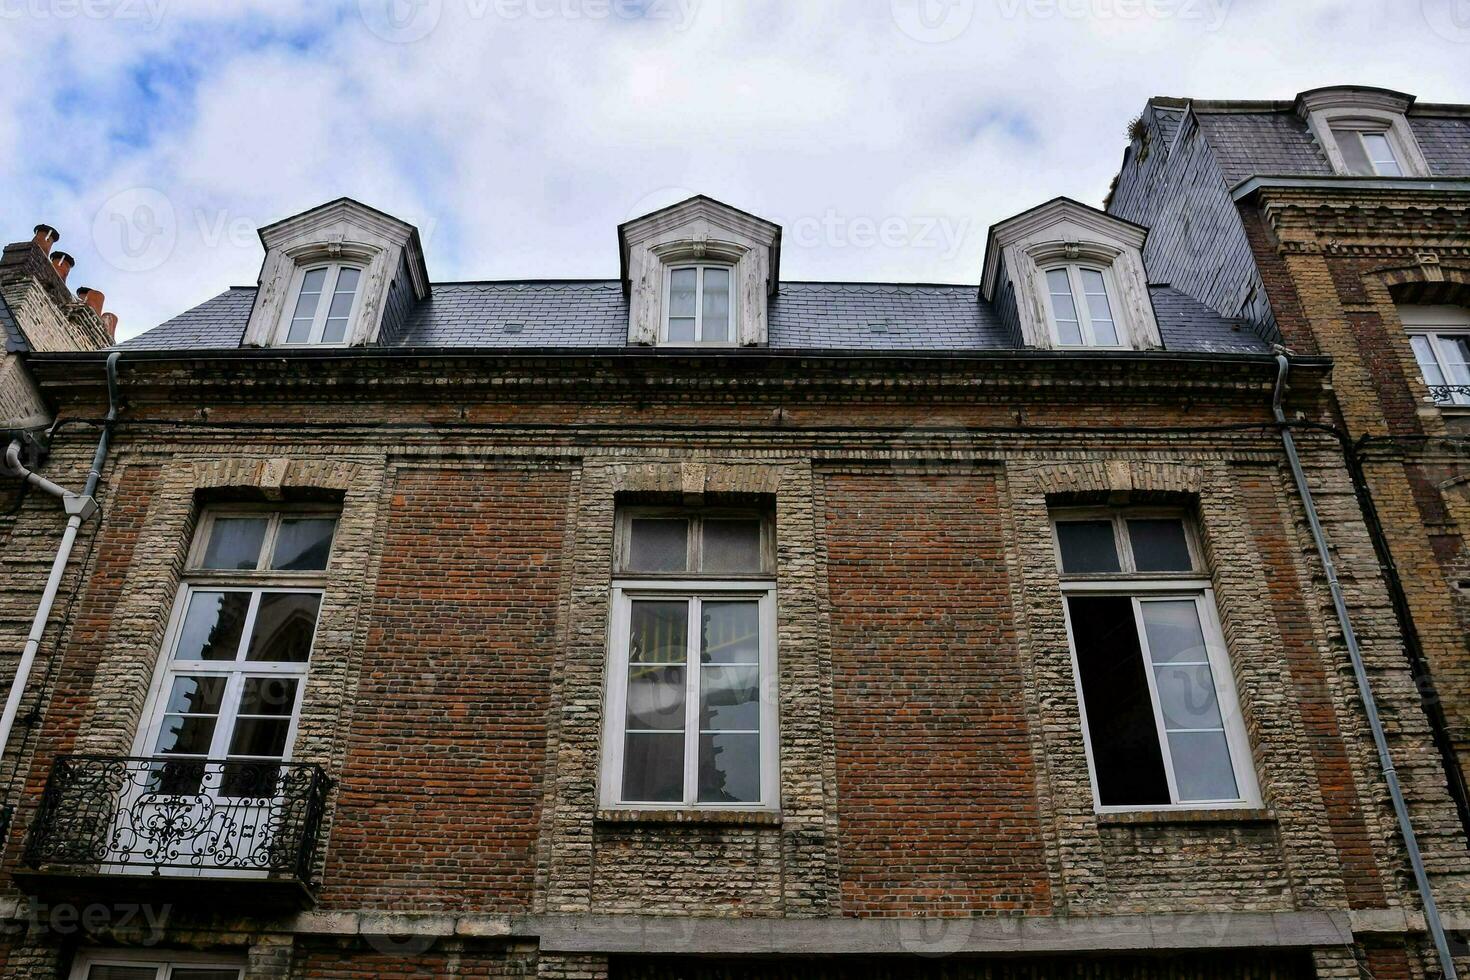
xmin=32 ymin=224 xmax=59 ymax=254
xmin=76 ymin=286 xmax=105 ymax=316
xmin=50 ymin=251 xmax=75 ymax=282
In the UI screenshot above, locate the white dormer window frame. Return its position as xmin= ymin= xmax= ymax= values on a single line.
xmin=274 ymin=261 xmax=366 ymax=347
xmin=1041 ymin=261 xmax=1127 ymax=349
xmin=1298 ymin=89 xmax=1430 ymax=179
xmin=661 ymin=263 xmax=737 ymax=346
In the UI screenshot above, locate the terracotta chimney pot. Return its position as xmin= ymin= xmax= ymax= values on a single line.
xmin=50 ymin=251 xmax=75 ymax=282
xmin=32 ymin=224 xmax=60 ymax=253
xmin=100 ymin=312 xmax=119 ymax=339
xmin=77 ymin=286 xmax=105 ymax=315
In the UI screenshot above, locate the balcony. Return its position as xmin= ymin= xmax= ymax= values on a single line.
xmin=16 ymin=755 xmax=330 ymax=908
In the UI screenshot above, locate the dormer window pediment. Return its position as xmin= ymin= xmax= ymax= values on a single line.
xmin=1296 ymin=86 xmax=1429 ymax=178
xmin=619 ymin=196 xmax=780 ymax=348
xmin=241 ymin=198 xmax=429 ymax=349
xmin=981 ymin=198 xmax=1160 ymax=351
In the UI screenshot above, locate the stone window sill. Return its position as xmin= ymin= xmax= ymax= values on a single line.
xmin=595 ymin=808 xmax=782 ymax=827
xmin=1096 ymin=807 xmax=1276 ymax=827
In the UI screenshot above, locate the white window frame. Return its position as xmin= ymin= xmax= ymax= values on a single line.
xmin=133 ymin=509 xmax=335 ymax=767
xmin=1409 ymin=331 xmax=1470 ymax=407
xmin=1402 ymin=305 xmax=1470 ymax=409
xmin=1053 ymin=509 xmax=1260 ymax=814
xmin=601 ymin=583 xmax=779 ymax=811
xmin=69 ymin=949 xmax=245 ymax=980
xmin=661 ymin=263 xmax=737 ymax=346
xmin=273 ymin=261 xmax=365 ymax=347
xmin=600 ymin=508 xmax=779 ymax=811
xmin=1040 ymin=262 xmax=1129 ymax=350
xmin=1329 ymin=123 xmax=1407 ymax=177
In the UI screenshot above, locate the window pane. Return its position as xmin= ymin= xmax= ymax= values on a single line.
xmin=701 ymin=601 xmax=760 ymax=664
xmin=1360 ymin=132 xmax=1402 ymax=176
xmin=702 ymin=519 xmax=762 ymax=572
xmin=628 ymin=518 xmax=689 ymax=572
xmin=1411 ymin=334 xmax=1445 ymax=384
xmin=245 ymin=592 xmax=321 ymax=662
xmin=625 ymin=664 xmax=686 ymax=730
xmin=1440 ymin=335 xmax=1470 ymax=384
xmin=1047 ymin=268 xmax=1083 ymax=345
xmin=1140 ymin=599 xmax=1209 ymax=664
xmin=175 ymin=591 xmax=250 ymax=661
xmin=286 ymin=268 xmax=326 ymax=343
xmin=87 ymin=967 xmax=160 ymax=980
xmin=153 ymin=714 xmax=217 ymax=755
xmin=622 ymin=731 xmax=684 ymax=802
xmin=629 ymin=600 xmax=688 ymax=664
xmin=1167 ymin=730 xmax=1239 ymax=802
xmin=237 ymin=676 xmax=299 ymax=716
xmin=1067 ymin=595 xmax=1170 ymax=807
xmin=201 ymin=517 xmax=267 ymax=569
xmin=271 ymin=518 xmax=336 ymax=571
xmin=1056 ymin=521 xmax=1120 ymax=573
xmin=163 ymin=675 xmax=227 ymax=715
xmin=1080 ymin=269 xmax=1119 ymax=346
xmin=1153 ymin=664 xmax=1225 ymax=730
xmin=701 ymin=267 xmax=731 ymax=342
xmin=697 ymin=732 xmax=760 ymax=804
xmin=227 ymin=717 xmax=291 ymax=758
xmin=667 ymin=317 xmax=697 ymax=342
xmin=700 ymin=664 xmax=759 ymax=730
xmin=1128 ymin=519 xmax=1193 ymax=572
xmin=174 ymin=970 xmax=242 ymax=980
xmin=669 ymin=267 xmax=697 ymax=317
xmin=1332 ymin=128 xmax=1374 ymax=175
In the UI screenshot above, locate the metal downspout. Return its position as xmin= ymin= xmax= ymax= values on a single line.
xmin=1274 ymin=353 xmax=1459 ymax=980
xmin=0 ymin=351 xmax=121 ymax=764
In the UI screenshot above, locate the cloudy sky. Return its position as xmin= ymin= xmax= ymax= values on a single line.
xmin=1 ymin=0 xmax=1467 ymax=341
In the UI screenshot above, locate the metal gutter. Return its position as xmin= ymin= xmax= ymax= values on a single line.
xmin=0 ymin=352 xmax=120 ymax=765
xmin=1232 ymin=174 xmax=1470 ymax=201
xmin=1272 ymin=353 xmax=1459 ymax=980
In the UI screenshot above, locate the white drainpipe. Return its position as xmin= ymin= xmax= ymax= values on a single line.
xmin=0 ymin=351 xmax=120 ymax=764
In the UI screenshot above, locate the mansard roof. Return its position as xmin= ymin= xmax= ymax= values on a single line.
xmin=120 ymin=279 xmax=1266 ymax=355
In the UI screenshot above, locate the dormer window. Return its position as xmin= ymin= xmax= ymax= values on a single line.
xmin=665 ymin=265 xmax=732 ymax=344
xmin=982 ymin=199 xmax=1160 ymax=352
xmin=1044 ymin=264 xmax=1121 ymax=348
xmin=280 ymin=264 xmax=362 ymax=345
xmin=1296 ymin=87 xmax=1429 ymax=179
xmin=1330 ymin=125 xmax=1404 ymax=177
xmin=241 ymin=198 xmax=430 ymax=350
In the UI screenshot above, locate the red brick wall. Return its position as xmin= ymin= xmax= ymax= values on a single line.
xmin=319 ymin=465 xmax=569 ymax=912
xmin=823 ymin=471 xmax=1050 ymax=915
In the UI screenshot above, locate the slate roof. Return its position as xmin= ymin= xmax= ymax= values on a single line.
xmin=1172 ymin=100 xmax=1470 ymax=186
xmin=121 ymin=279 xmax=1266 ymax=355
xmin=0 ymin=289 xmax=26 ymax=353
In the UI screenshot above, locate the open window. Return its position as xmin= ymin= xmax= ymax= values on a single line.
xmin=1402 ymin=304 xmax=1470 ymax=408
xmin=1052 ymin=508 xmax=1259 ymax=812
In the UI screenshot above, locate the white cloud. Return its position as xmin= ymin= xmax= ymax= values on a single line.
xmin=0 ymin=0 xmax=1464 ymax=339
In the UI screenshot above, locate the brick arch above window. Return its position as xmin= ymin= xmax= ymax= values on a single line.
xmin=190 ymin=457 xmax=363 ymax=496
xmin=1027 ymin=459 xmax=1206 ymax=497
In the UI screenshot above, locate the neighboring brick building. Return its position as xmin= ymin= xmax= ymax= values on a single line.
xmin=0 ymin=182 xmax=1464 ymax=980
xmin=1109 ymin=82 xmax=1470 ymax=856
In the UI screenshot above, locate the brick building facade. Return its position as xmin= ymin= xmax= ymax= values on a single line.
xmin=1109 ymin=80 xmax=1470 ymax=865
xmin=0 ymin=141 xmax=1465 ymax=980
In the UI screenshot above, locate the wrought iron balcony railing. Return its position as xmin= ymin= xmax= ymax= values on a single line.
xmin=23 ymin=755 xmax=330 ymax=884
xmin=1428 ymin=384 xmax=1470 ymax=405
